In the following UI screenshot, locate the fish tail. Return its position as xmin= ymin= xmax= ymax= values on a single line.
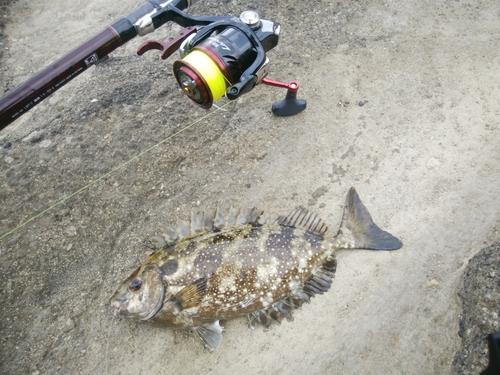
xmin=337 ymin=188 xmax=402 ymax=250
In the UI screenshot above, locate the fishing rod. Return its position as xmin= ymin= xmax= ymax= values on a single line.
xmin=0 ymin=0 xmax=306 ymax=131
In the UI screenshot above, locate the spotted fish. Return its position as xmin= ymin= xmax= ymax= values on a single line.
xmin=110 ymin=188 xmax=402 ymax=350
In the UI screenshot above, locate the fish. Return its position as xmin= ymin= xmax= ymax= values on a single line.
xmin=109 ymin=187 xmax=402 ymax=350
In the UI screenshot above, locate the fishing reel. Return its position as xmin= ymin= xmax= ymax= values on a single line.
xmin=136 ymin=7 xmax=306 ymax=116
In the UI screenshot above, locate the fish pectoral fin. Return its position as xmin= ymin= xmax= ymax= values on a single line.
xmin=194 ymin=321 xmax=223 ymax=351
xmin=173 ymin=277 xmax=207 ymax=310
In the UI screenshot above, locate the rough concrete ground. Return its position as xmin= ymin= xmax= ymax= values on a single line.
xmin=0 ymin=0 xmax=499 ymax=374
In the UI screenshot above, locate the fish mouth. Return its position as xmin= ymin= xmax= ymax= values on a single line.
xmin=109 ymin=298 xmax=130 ymax=318
xmin=109 ymin=298 xmax=121 ymax=316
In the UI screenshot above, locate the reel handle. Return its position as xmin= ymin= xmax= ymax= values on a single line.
xmin=261 ymin=78 xmax=306 ymax=116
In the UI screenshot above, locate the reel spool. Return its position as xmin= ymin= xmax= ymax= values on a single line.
xmin=174 ymin=51 xmax=228 ymax=109
xmin=173 ymin=21 xmax=258 ymax=109
xmin=137 ymin=9 xmax=306 ymax=116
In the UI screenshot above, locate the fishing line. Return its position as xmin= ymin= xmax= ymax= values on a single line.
xmin=0 ymin=101 xmax=233 ymax=241
xmin=105 ymin=313 xmax=116 ymax=375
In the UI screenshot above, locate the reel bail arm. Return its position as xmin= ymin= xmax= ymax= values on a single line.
xmin=137 ymin=27 xmax=197 ymax=60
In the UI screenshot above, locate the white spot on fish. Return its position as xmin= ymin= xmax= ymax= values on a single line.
xmin=289 ymin=280 xmax=300 ymax=292
xmin=298 ymin=257 xmax=308 ymax=269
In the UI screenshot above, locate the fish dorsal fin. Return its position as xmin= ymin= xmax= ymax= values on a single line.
xmin=150 ymin=207 xmax=284 ymax=249
xmin=190 ymin=211 xmax=205 ymax=234
xmin=163 ymin=226 xmax=179 ymax=245
xmin=226 ymin=206 xmax=240 ymax=226
xmin=144 ymin=235 xmax=167 ymax=251
xmin=279 ymin=208 xmax=329 ymax=236
xmin=172 ymin=277 xmax=207 ymax=310
xmin=177 ymin=218 xmax=191 ymax=238
xmin=214 ymin=207 xmax=229 ymax=228
xmin=212 ymin=206 xmax=265 ymax=228
xmin=149 ymin=207 xmax=327 ymax=249
xmin=203 ymin=208 xmax=216 ymax=232
xmin=194 ymin=321 xmax=223 ymax=351
xmin=257 ymin=211 xmax=280 ymax=225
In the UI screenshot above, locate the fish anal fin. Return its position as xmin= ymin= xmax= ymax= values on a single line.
xmin=301 ymin=257 xmax=338 ymax=298
xmin=339 ymin=188 xmax=402 ymax=250
xmin=173 ymin=277 xmax=207 ymax=310
xmin=248 ymin=309 xmax=278 ymax=330
xmin=274 ymin=300 xmax=294 ymax=321
xmin=194 ymin=321 xmax=223 ymax=351
xmin=247 ymin=312 xmax=258 ymax=329
xmin=247 ymin=288 xmax=322 ymax=330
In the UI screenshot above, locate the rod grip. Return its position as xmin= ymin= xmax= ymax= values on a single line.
xmin=0 ymin=27 xmax=122 ymax=130
xmin=0 ymin=0 xmax=198 ymax=130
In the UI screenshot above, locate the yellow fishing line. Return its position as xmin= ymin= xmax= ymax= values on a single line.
xmin=183 ymin=50 xmax=228 ymax=101
xmin=0 ymin=101 xmax=233 ymax=241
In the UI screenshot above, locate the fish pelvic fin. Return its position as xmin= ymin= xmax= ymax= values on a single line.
xmin=337 ymin=187 xmax=402 ymax=250
xmin=194 ymin=321 xmax=223 ymax=351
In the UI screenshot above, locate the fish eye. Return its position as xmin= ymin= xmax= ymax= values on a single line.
xmin=129 ymin=279 xmax=142 ymax=291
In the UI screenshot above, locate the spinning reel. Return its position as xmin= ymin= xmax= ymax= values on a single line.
xmin=0 ymin=1 xmax=307 ymax=130
xmin=136 ymin=8 xmax=306 ymax=116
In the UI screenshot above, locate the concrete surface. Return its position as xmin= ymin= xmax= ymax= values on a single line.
xmin=0 ymin=0 xmax=499 ymax=374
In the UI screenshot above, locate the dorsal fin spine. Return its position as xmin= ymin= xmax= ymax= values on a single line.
xmin=158 ymin=206 xmax=332 ymax=249
xmin=280 ymin=208 xmax=330 ymax=236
